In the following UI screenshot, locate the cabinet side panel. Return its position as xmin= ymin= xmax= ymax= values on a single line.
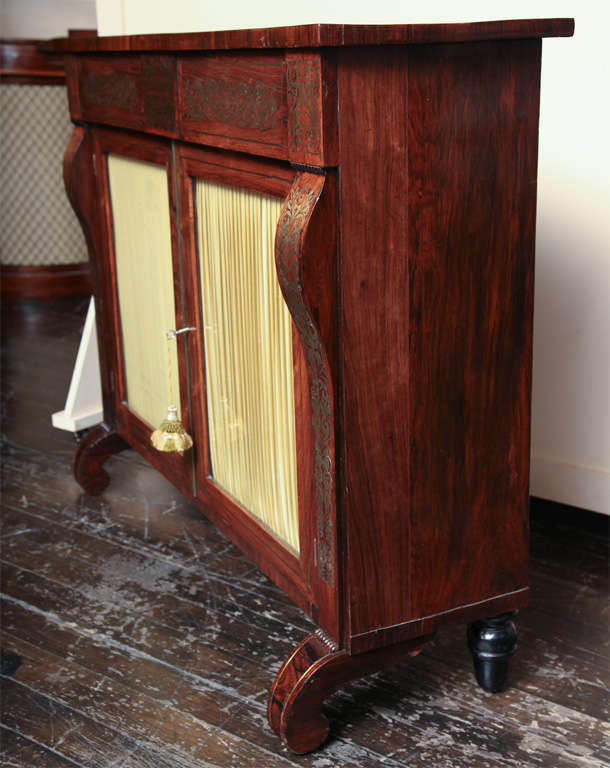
xmin=408 ymin=40 xmax=539 ymax=616
xmin=337 ymin=48 xmax=410 ymax=637
xmin=108 ymin=154 xmax=180 ymax=428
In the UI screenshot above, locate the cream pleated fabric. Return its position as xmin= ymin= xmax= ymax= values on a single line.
xmin=196 ymin=180 xmax=299 ymax=551
xmin=108 ymin=154 xmax=180 ymax=428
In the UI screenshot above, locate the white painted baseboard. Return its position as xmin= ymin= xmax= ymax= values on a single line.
xmin=530 ymin=454 xmax=610 ymax=516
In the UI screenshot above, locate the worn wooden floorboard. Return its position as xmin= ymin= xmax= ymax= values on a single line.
xmin=0 ymin=505 xmax=311 ymax=651
xmin=2 ymin=297 xmax=609 ymax=767
xmin=1 ymin=727 xmax=85 ymax=768
xmin=0 ymin=481 xmax=305 ymax=620
xmin=2 ymin=492 xmax=606 ymax=733
xmin=1 ymin=443 xmax=300 ymax=613
xmin=1 ymin=636 xmax=309 ymax=768
xmin=4 ymin=495 xmax=606 ymax=722
xmin=1 ymin=504 xmax=607 ymax=729
xmin=1 ymin=678 xmax=221 ymax=768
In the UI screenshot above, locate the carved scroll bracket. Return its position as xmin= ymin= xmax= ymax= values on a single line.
xmin=63 ymin=126 xmax=114 ymax=424
xmin=275 ymin=172 xmax=335 ymax=585
xmin=63 ymin=126 xmax=96 ymax=258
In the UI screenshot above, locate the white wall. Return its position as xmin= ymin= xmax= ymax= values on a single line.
xmin=98 ymin=0 xmax=610 ymax=515
xmin=1 ymin=0 xmax=97 ymax=38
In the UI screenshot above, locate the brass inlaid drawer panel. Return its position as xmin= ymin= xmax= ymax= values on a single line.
xmin=67 ymin=51 xmax=335 ymax=165
xmin=178 ymin=54 xmax=288 ymax=159
xmin=76 ymin=55 xmax=177 ymax=136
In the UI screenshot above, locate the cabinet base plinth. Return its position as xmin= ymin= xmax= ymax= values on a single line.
xmin=73 ymin=424 xmax=127 ymax=495
xmin=267 ymin=629 xmax=432 ymax=754
xmin=467 ymin=611 xmax=518 ymax=693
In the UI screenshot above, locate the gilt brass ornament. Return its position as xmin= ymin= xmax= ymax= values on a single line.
xmin=151 ymin=406 xmax=193 ymax=454
xmin=150 ymin=328 xmax=195 ymax=455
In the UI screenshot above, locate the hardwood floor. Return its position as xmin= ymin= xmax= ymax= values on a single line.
xmin=1 ymin=297 xmax=609 ymax=767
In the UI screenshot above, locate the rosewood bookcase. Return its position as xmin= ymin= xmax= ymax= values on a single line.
xmin=51 ymin=19 xmax=574 ymax=753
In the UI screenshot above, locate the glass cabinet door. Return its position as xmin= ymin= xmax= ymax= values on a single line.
xmin=195 ymin=178 xmax=299 ymax=552
xmin=94 ymin=130 xmax=192 ymax=495
xmin=107 ymin=153 xmax=181 ymax=429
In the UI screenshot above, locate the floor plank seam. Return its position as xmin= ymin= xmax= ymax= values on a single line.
xmin=0 ymin=722 xmax=88 ymax=768
xmin=1 ymin=564 xmax=302 ymax=676
xmin=0 ymin=593 xmax=272 ymax=710
xmin=2 ymin=500 xmax=314 ymax=623
xmin=2 ymin=671 xmax=309 ymax=768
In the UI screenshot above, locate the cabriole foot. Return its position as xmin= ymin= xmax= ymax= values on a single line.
xmin=268 ymin=629 xmax=432 ymax=754
xmin=72 ymin=423 xmax=127 ymax=495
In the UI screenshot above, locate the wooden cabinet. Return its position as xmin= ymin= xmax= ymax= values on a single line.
xmin=55 ymin=19 xmax=574 ymax=753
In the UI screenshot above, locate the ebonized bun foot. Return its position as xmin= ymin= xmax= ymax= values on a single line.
xmin=467 ymin=611 xmax=517 ymax=693
xmin=268 ymin=629 xmax=432 ymax=754
xmin=73 ymin=424 xmax=127 ymax=495
xmin=1 ymin=651 xmax=22 ymax=677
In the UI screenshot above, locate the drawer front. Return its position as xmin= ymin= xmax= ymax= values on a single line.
xmin=178 ymin=54 xmax=288 ymax=159
xmin=67 ymin=51 xmax=335 ymax=165
xmin=78 ymin=55 xmax=177 ymax=136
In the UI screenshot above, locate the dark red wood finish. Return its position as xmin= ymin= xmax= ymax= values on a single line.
xmin=0 ymin=264 xmax=92 ymax=300
xmin=1 ymin=39 xmax=64 ymax=84
xmin=406 ymin=40 xmax=538 ymax=619
xmin=178 ymin=53 xmax=287 ymax=159
xmin=337 ymin=39 xmax=540 ymax=653
xmin=72 ymin=424 xmax=128 ymax=494
xmin=46 ymin=18 xmax=574 ymax=53
xmin=274 ymin=172 xmax=340 ymax=637
xmin=65 ymin=50 xmax=335 ymax=166
xmin=294 ymin=171 xmax=340 ymax=637
xmin=285 ymin=51 xmax=338 ymax=167
xmin=57 ymin=21 xmax=574 ymax=753
xmin=77 ymin=55 xmax=178 ymax=137
xmin=63 ymin=126 xmax=116 ymax=424
xmin=267 ymin=629 xmax=432 ymax=753
xmin=337 ymin=46 xmax=411 ymax=644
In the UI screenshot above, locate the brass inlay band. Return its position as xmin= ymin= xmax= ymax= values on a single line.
xmin=184 ymin=76 xmax=278 ymax=131
xmin=275 ymin=176 xmax=333 ymax=584
xmin=83 ymin=73 xmax=137 ymax=111
xmin=286 ymin=58 xmax=321 ymax=155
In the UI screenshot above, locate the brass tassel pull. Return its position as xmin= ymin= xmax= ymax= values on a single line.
xmin=151 ymin=405 xmax=193 ymax=454
xmin=151 ymin=328 xmax=195 ymax=455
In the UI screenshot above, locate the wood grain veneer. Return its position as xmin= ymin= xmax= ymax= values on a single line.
xmin=0 ymin=264 xmax=92 ymax=300
xmin=338 ymin=38 xmax=540 ymax=650
xmin=45 ymin=19 xmax=574 ymax=52
xmin=1 ymin=39 xmax=64 ymax=84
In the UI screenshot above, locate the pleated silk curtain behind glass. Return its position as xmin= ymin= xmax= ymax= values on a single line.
xmin=108 ymin=154 xmax=180 ymax=428
xmin=196 ymin=180 xmax=300 ymax=552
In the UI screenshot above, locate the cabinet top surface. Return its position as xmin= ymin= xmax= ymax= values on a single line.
xmin=47 ymin=18 xmax=574 ymax=54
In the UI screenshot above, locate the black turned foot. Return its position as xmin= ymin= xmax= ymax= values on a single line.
xmin=467 ymin=612 xmax=517 ymax=693
xmin=1 ymin=651 xmax=21 ymax=677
